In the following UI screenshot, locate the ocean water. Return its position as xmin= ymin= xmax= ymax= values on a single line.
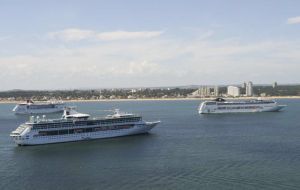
xmin=0 ymin=99 xmax=300 ymax=190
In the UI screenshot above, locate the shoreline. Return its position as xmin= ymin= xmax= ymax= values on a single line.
xmin=1 ymin=96 xmax=300 ymax=104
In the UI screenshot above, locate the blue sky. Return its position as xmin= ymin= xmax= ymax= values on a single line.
xmin=0 ymin=0 xmax=300 ymax=90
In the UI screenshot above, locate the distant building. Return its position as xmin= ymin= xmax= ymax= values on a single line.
xmin=109 ymin=95 xmax=116 ymax=99
xmin=227 ymin=86 xmax=240 ymax=97
xmin=246 ymin=81 xmax=253 ymax=96
xmin=214 ymin=86 xmax=219 ymax=97
xmin=189 ymin=86 xmax=219 ymax=97
xmin=273 ymin=82 xmax=278 ymax=88
xmin=127 ymin=95 xmax=136 ymax=99
xmin=242 ymin=82 xmax=247 ymax=89
xmin=260 ymin=93 xmax=267 ymax=97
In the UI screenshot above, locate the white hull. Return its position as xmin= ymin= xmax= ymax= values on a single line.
xmin=199 ymin=105 xmax=285 ymax=114
xmin=198 ymin=99 xmax=286 ymax=114
xmin=11 ymin=122 xmax=159 ymax=146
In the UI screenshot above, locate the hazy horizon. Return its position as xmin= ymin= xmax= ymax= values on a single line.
xmin=1 ymin=82 xmax=300 ymax=92
xmin=1 ymin=0 xmax=300 ymax=90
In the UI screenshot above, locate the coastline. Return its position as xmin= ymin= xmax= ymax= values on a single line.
xmin=1 ymin=96 xmax=300 ymax=104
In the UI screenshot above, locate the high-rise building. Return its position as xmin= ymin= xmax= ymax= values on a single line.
xmin=242 ymin=82 xmax=247 ymax=89
xmin=272 ymin=82 xmax=278 ymax=88
xmin=227 ymin=86 xmax=240 ymax=97
xmin=214 ymin=86 xmax=219 ymax=97
xmin=246 ymin=81 xmax=253 ymax=96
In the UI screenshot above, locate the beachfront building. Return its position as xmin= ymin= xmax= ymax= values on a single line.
xmin=227 ymin=86 xmax=240 ymax=97
xmin=246 ymin=81 xmax=253 ymax=96
xmin=189 ymin=86 xmax=219 ymax=98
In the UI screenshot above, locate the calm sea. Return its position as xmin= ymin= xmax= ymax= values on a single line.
xmin=0 ymin=99 xmax=300 ymax=190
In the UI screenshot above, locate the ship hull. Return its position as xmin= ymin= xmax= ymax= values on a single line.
xmin=199 ymin=104 xmax=286 ymax=114
xmin=11 ymin=122 xmax=159 ymax=146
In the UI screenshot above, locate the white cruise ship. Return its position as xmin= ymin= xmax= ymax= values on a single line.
xmin=198 ymin=98 xmax=286 ymax=114
xmin=10 ymin=107 xmax=160 ymax=146
xmin=12 ymin=100 xmax=65 ymax=114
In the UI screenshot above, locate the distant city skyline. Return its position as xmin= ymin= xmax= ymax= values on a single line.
xmin=0 ymin=0 xmax=300 ymax=90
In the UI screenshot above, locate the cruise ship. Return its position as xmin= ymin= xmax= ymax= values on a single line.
xmin=198 ymin=98 xmax=286 ymax=114
xmin=10 ymin=107 xmax=160 ymax=145
xmin=12 ymin=100 xmax=65 ymax=114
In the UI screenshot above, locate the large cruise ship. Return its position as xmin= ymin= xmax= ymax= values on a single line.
xmin=198 ymin=98 xmax=286 ymax=114
xmin=12 ymin=100 xmax=65 ymax=114
xmin=10 ymin=107 xmax=160 ymax=145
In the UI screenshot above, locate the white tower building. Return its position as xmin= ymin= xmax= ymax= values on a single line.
xmin=214 ymin=86 xmax=219 ymax=97
xmin=246 ymin=81 xmax=253 ymax=96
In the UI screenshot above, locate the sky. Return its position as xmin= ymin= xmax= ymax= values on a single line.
xmin=0 ymin=0 xmax=300 ymax=90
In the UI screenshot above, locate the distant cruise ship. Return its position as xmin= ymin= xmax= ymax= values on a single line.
xmin=198 ymin=98 xmax=286 ymax=114
xmin=10 ymin=107 xmax=160 ymax=145
xmin=12 ymin=100 xmax=65 ymax=114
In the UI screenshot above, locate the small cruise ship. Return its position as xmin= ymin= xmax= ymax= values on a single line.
xmin=198 ymin=98 xmax=286 ymax=114
xmin=10 ymin=107 xmax=160 ymax=145
xmin=12 ymin=100 xmax=65 ymax=114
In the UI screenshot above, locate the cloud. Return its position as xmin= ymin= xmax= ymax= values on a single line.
xmin=48 ymin=28 xmax=96 ymax=41
xmin=96 ymin=31 xmax=163 ymax=41
xmin=108 ymin=61 xmax=161 ymax=75
xmin=287 ymin=16 xmax=300 ymax=24
xmin=48 ymin=28 xmax=163 ymax=42
xmin=1 ymin=30 xmax=300 ymax=90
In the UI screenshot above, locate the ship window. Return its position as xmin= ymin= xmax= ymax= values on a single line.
xmin=206 ymin=102 xmax=216 ymax=105
xmin=86 ymin=128 xmax=93 ymax=132
xmin=74 ymin=128 xmax=84 ymax=133
xmin=87 ymin=121 xmax=96 ymax=125
xmin=109 ymin=126 xmax=117 ymax=130
xmin=94 ymin=127 xmax=103 ymax=131
xmin=47 ymin=130 xmax=58 ymax=136
xmin=59 ymin=130 xmax=68 ymax=135
xmin=38 ymin=131 xmax=47 ymax=136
